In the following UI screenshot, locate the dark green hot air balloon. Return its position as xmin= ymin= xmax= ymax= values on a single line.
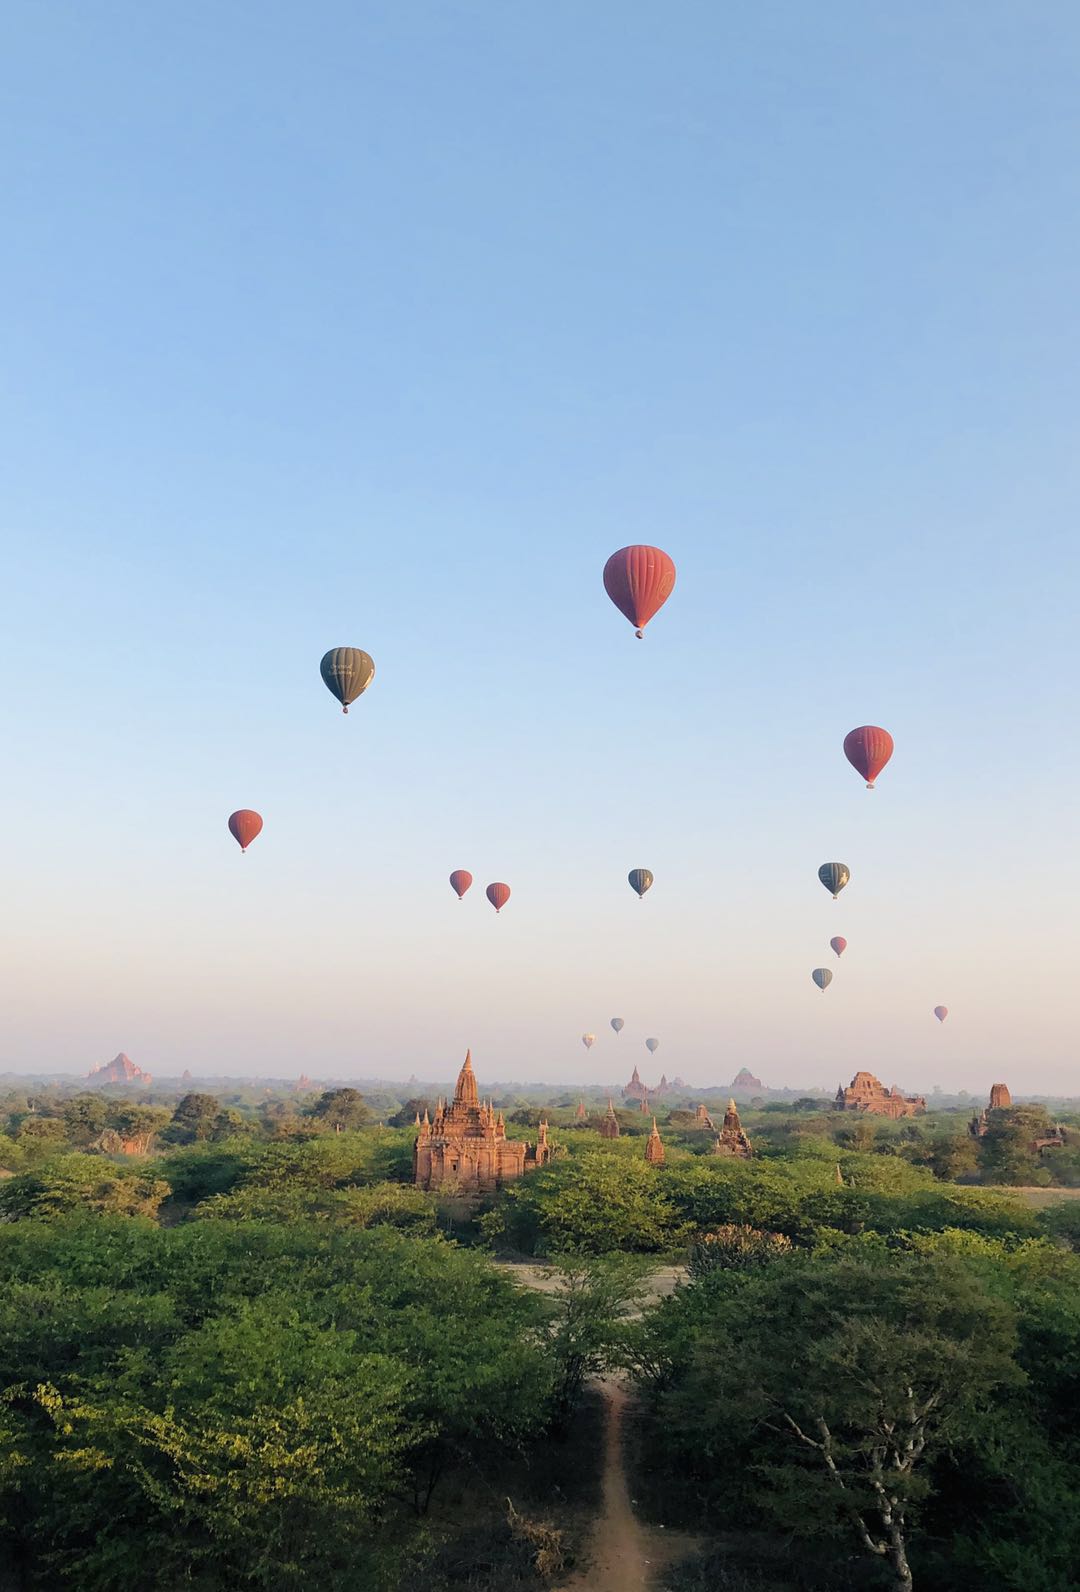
xmin=320 ymin=648 xmax=375 ymax=714
xmin=818 ymin=862 xmax=850 ymax=899
xmin=628 ymin=868 xmax=654 ymax=899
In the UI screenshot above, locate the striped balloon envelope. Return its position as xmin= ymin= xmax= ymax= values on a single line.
xmin=843 ymin=725 xmax=894 ymax=788
xmin=603 ymin=546 xmax=676 ymax=638
xmin=486 ymin=882 xmax=511 ymax=914
xmin=818 ymin=862 xmax=850 ymax=899
xmin=227 ymin=810 xmax=263 ymax=853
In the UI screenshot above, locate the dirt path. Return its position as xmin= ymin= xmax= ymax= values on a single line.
xmin=498 ymin=1261 xmax=696 ymax=1590
xmin=556 ymin=1375 xmax=695 ymax=1592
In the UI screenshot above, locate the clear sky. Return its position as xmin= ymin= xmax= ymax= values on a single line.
xmin=3 ymin=3 xmax=1079 ymax=1092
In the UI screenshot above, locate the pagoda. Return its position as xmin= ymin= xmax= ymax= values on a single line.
xmin=413 ymin=1052 xmax=553 ymax=1193
xmin=598 ymin=1100 xmax=620 ymax=1139
xmin=834 ymin=1071 xmax=926 ymax=1118
xmin=712 ymin=1099 xmax=753 ymax=1159
xmin=87 ymin=1053 xmax=151 ymax=1086
xmin=645 ymin=1117 xmax=665 ymax=1165
xmin=624 ymin=1065 xmax=649 ymax=1102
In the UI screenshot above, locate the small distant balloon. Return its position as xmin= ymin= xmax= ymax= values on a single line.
xmin=818 ymin=862 xmax=850 ymax=899
xmin=603 ymin=545 xmax=677 ymax=638
xmin=582 ymin=1033 xmax=596 ymax=1050
xmin=812 ymin=967 xmax=833 ymax=992
xmin=611 ymin=1017 xmax=625 ymax=1034
xmin=228 ymin=810 xmax=263 ymax=853
xmin=449 ymin=870 xmax=473 ymax=900
xmin=830 ymin=936 xmax=847 ymax=958
xmin=843 ymin=726 xmax=894 ymax=789
xmin=486 ymin=882 xmax=511 ymax=914
xmin=320 ymin=647 xmax=375 ymax=714
xmin=934 ymin=1005 xmax=949 ymax=1023
xmin=628 ymin=868 xmax=654 ymax=899
xmin=645 ymin=1037 xmax=660 ymax=1054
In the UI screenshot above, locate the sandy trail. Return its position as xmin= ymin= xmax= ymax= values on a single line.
xmin=498 ymin=1261 xmax=695 ymax=1590
xmin=556 ymin=1375 xmax=694 ymax=1592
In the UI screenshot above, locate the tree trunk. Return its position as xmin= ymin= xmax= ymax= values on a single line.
xmin=888 ymin=1527 xmax=913 ymax=1592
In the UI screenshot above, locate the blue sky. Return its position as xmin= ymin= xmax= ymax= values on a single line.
xmin=3 ymin=2 xmax=1079 ymax=1090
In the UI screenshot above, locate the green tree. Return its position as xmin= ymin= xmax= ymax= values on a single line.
xmin=63 ymin=1095 xmax=110 ymax=1146
xmin=0 ymin=1155 xmax=170 ymax=1221
xmin=308 ymin=1088 xmax=372 ymax=1132
xmin=166 ymin=1092 xmax=222 ymax=1144
xmin=638 ymin=1250 xmax=1022 ymax=1592
xmin=483 ymin=1149 xmax=685 ymax=1254
xmin=542 ymin=1256 xmax=645 ymax=1419
xmin=978 ymin=1105 xmax=1053 ymax=1184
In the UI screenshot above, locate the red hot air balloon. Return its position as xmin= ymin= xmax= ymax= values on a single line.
xmin=449 ymin=870 xmax=473 ymax=900
xmin=830 ymin=936 xmax=847 ymax=958
xmin=603 ymin=546 xmax=676 ymax=638
xmin=843 ymin=726 xmax=894 ymax=789
xmin=228 ymin=810 xmax=263 ymax=853
xmin=486 ymin=882 xmax=511 ymax=914
xmin=934 ymin=1005 xmax=949 ymax=1023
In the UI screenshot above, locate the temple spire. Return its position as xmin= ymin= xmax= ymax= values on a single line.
xmin=645 ymin=1116 xmax=665 ymax=1165
xmin=454 ymin=1049 xmax=479 ymax=1108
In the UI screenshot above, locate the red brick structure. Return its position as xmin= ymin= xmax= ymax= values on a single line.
xmin=413 ymin=1052 xmax=553 ymax=1193
xmin=713 ymin=1099 xmax=753 ymax=1158
xmin=989 ymin=1083 xmax=1012 ymax=1109
xmin=87 ymin=1053 xmax=152 ymax=1086
xmin=598 ymin=1100 xmax=620 ymax=1139
xmin=575 ymin=1100 xmax=587 ymax=1120
xmin=624 ymin=1065 xmax=650 ymax=1103
xmin=731 ymin=1067 xmax=764 ymax=1092
xmin=834 ymin=1071 xmax=926 ymax=1118
xmin=645 ymin=1117 xmax=665 ymax=1165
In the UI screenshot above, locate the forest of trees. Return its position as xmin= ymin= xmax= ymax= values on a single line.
xmin=0 ymin=1084 xmax=1079 ymax=1590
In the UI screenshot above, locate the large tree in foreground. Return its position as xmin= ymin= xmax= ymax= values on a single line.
xmin=653 ymin=1250 xmax=1022 ymax=1592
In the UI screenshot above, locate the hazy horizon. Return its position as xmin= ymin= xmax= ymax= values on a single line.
xmin=4 ymin=4 xmax=1079 ymax=1094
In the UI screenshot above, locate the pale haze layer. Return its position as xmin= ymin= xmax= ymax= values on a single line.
xmin=2 ymin=4 xmax=1079 ymax=1093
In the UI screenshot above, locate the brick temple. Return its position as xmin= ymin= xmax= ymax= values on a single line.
xmin=834 ymin=1071 xmax=926 ymax=1118
xmin=413 ymin=1051 xmax=554 ymax=1193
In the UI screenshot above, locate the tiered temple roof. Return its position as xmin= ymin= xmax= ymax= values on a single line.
xmin=414 ymin=1052 xmax=552 ymax=1193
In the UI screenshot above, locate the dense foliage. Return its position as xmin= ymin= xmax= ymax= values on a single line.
xmin=0 ymin=1216 xmax=555 ymax=1590
xmin=0 ymin=1088 xmax=1077 ymax=1592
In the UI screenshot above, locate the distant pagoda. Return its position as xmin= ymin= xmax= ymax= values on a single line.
xmin=598 ymin=1100 xmax=620 ymax=1139
xmin=645 ymin=1117 xmax=665 ymax=1165
xmin=624 ymin=1065 xmax=650 ymax=1103
xmin=835 ymin=1071 xmax=926 ymax=1118
xmin=713 ymin=1099 xmax=753 ymax=1159
xmin=87 ymin=1053 xmax=151 ymax=1086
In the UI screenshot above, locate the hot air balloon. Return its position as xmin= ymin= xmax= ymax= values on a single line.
xmin=628 ymin=868 xmax=654 ymax=899
xmin=812 ymin=967 xmax=833 ymax=992
xmin=449 ymin=870 xmax=473 ymax=900
xmin=486 ymin=882 xmax=511 ymax=914
xmin=582 ymin=1033 xmax=596 ymax=1050
xmin=611 ymin=1018 xmax=625 ymax=1034
xmin=645 ymin=1037 xmax=660 ymax=1054
xmin=934 ymin=1005 xmax=949 ymax=1023
xmin=843 ymin=726 xmax=894 ymax=789
xmin=320 ymin=648 xmax=375 ymax=714
xmin=830 ymin=936 xmax=847 ymax=958
xmin=228 ymin=810 xmax=263 ymax=853
xmin=818 ymin=862 xmax=850 ymax=899
xmin=603 ymin=546 xmax=676 ymax=638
